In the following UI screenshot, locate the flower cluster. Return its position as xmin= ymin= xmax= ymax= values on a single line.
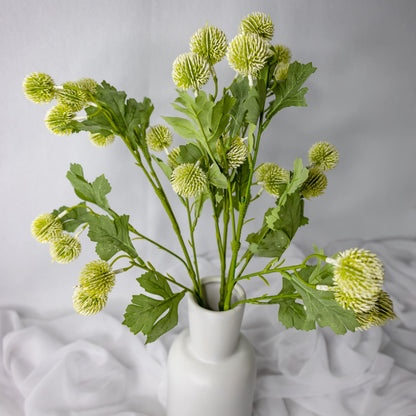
xmin=31 ymin=212 xmax=81 ymax=264
xmin=23 ymin=73 xmax=99 ymax=139
xmin=73 ymin=260 xmax=116 ymax=315
xmin=323 ymin=249 xmax=396 ymax=329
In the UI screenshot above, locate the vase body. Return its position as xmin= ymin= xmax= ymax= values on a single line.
xmin=167 ymin=276 xmax=256 ymax=416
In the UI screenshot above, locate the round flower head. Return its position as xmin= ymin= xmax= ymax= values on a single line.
xmin=76 ymin=77 xmax=98 ymax=94
xmin=23 ymin=72 xmax=56 ymax=104
xmin=49 ymin=233 xmax=81 ymax=264
xmin=274 ymin=62 xmax=290 ymax=81
xmin=31 ymin=213 xmax=63 ymax=243
xmin=146 ymin=125 xmax=173 ymax=151
xmin=190 ymin=24 xmax=227 ymax=65
xmin=333 ymin=289 xmax=378 ymax=313
xmin=171 ymin=163 xmax=207 ymax=198
xmin=44 ymin=105 xmax=75 ymax=135
xmin=172 ymin=52 xmax=210 ymax=90
xmin=227 ymin=33 xmax=271 ymax=82
xmin=308 ymin=141 xmax=339 ymax=171
xmin=167 ymin=147 xmax=181 ymax=169
xmin=274 ymin=44 xmax=292 ymax=64
xmin=239 ymin=12 xmax=274 ymax=41
xmin=78 ymin=260 xmax=115 ymax=296
xmin=355 ymin=290 xmax=396 ymax=330
xmin=225 ymin=136 xmax=248 ymax=169
xmin=300 ymin=166 xmax=328 ymax=199
xmin=56 ymin=81 xmax=88 ymax=112
xmin=327 ymin=248 xmax=384 ymax=299
xmin=73 ymin=286 xmax=107 ymax=316
xmin=89 ymin=132 xmax=115 ymax=147
xmin=256 ymin=162 xmax=290 ymax=197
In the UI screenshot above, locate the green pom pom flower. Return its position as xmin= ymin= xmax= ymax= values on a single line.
xmin=56 ymin=81 xmax=88 ymax=112
xmin=73 ymin=286 xmax=107 ymax=316
xmin=355 ymin=290 xmax=396 ymax=330
xmin=190 ymin=24 xmax=227 ymax=65
xmin=89 ymin=132 xmax=115 ymax=147
xmin=274 ymin=44 xmax=292 ymax=64
xmin=49 ymin=233 xmax=81 ymax=264
xmin=31 ymin=213 xmax=63 ymax=243
xmin=300 ymin=166 xmax=328 ymax=199
xmin=146 ymin=125 xmax=173 ymax=151
xmin=274 ymin=62 xmax=290 ymax=80
xmin=172 ymin=52 xmax=210 ymax=90
xmin=256 ymin=162 xmax=290 ymax=197
xmin=76 ymin=78 xmax=98 ymax=94
xmin=333 ymin=289 xmax=378 ymax=313
xmin=23 ymin=72 xmax=56 ymax=104
xmin=308 ymin=141 xmax=339 ymax=171
xmin=227 ymin=33 xmax=271 ymax=83
xmin=78 ymin=260 xmax=115 ymax=297
xmin=327 ymin=249 xmax=384 ymax=299
xmin=239 ymin=12 xmax=274 ymax=41
xmin=171 ymin=163 xmax=207 ymax=198
xmin=167 ymin=147 xmax=181 ymax=169
xmin=44 ymin=105 xmax=75 ymax=135
xmin=225 ymin=136 xmax=248 ymax=169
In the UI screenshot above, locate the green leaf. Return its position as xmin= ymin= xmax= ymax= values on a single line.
xmin=246 ymin=228 xmax=289 ymax=258
xmin=162 ymin=116 xmax=200 ymax=140
xmin=52 ymin=205 xmax=92 ymax=232
xmin=276 ymin=279 xmax=315 ymax=330
xmin=176 ymin=143 xmax=203 ymax=164
xmin=208 ymin=163 xmax=228 ymax=189
xmin=246 ymin=78 xmax=267 ymax=125
xmin=151 ymin=155 xmax=172 ymax=179
xmin=287 ymin=158 xmax=309 ymax=195
xmin=66 ymin=163 xmax=111 ymax=211
xmin=87 ymin=214 xmax=138 ymax=260
xmin=123 ymin=270 xmax=186 ymax=343
xmin=266 ymin=61 xmax=317 ymax=123
xmin=247 ymin=190 xmax=308 ymax=258
xmin=229 ymin=76 xmax=250 ymax=137
xmin=290 ymin=268 xmax=360 ymax=334
xmin=69 ymin=106 xmax=113 ymax=137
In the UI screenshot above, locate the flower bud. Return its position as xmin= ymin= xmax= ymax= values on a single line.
xmin=171 ymin=163 xmax=207 ymax=198
xmin=239 ymin=12 xmax=274 ymax=41
xmin=190 ymin=24 xmax=227 ymax=65
xmin=76 ymin=78 xmax=98 ymax=94
xmin=225 ymin=136 xmax=248 ymax=169
xmin=308 ymin=141 xmax=339 ymax=171
xmin=89 ymin=132 xmax=115 ymax=147
xmin=49 ymin=233 xmax=81 ymax=264
xmin=78 ymin=260 xmax=115 ymax=296
xmin=146 ymin=125 xmax=173 ymax=151
xmin=23 ymin=72 xmax=56 ymax=104
xmin=274 ymin=62 xmax=290 ymax=80
xmin=73 ymin=286 xmax=107 ymax=316
xmin=31 ymin=213 xmax=63 ymax=243
xmin=328 ymin=249 xmax=384 ymax=299
xmin=256 ymin=162 xmax=290 ymax=197
xmin=274 ymin=44 xmax=292 ymax=64
xmin=44 ymin=105 xmax=75 ymax=135
xmin=227 ymin=33 xmax=271 ymax=79
xmin=355 ymin=290 xmax=396 ymax=330
xmin=56 ymin=81 xmax=88 ymax=112
xmin=300 ymin=166 xmax=327 ymax=199
xmin=167 ymin=147 xmax=181 ymax=169
xmin=172 ymin=52 xmax=210 ymax=90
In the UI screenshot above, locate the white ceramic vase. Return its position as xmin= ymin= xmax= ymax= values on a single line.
xmin=167 ymin=276 xmax=256 ymax=416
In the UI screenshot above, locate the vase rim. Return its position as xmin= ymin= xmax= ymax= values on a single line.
xmin=189 ymin=276 xmax=246 ymax=313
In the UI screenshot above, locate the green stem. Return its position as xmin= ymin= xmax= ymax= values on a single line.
xmin=231 ymin=293 xmax=301 ymax=308
xmin=185 ymin=198 xmax=201 ymax=293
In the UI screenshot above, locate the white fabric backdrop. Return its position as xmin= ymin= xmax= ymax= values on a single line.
xmin=1 ymin=1 xmax=416 ymax=414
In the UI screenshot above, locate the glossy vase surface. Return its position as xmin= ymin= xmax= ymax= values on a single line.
xmin=167 ymin=276 xmax=256 ymax=416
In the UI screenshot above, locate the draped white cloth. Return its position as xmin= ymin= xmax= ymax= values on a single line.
xmin=1 ymin=238 xmax=416 ymax=416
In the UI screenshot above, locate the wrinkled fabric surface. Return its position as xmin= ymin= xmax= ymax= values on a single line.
xmin=1 ymin=238 xmax=415 ymax=416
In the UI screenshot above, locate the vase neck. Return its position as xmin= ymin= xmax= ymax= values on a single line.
xmin=187 ymin=277 xmax=245 ymax=363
